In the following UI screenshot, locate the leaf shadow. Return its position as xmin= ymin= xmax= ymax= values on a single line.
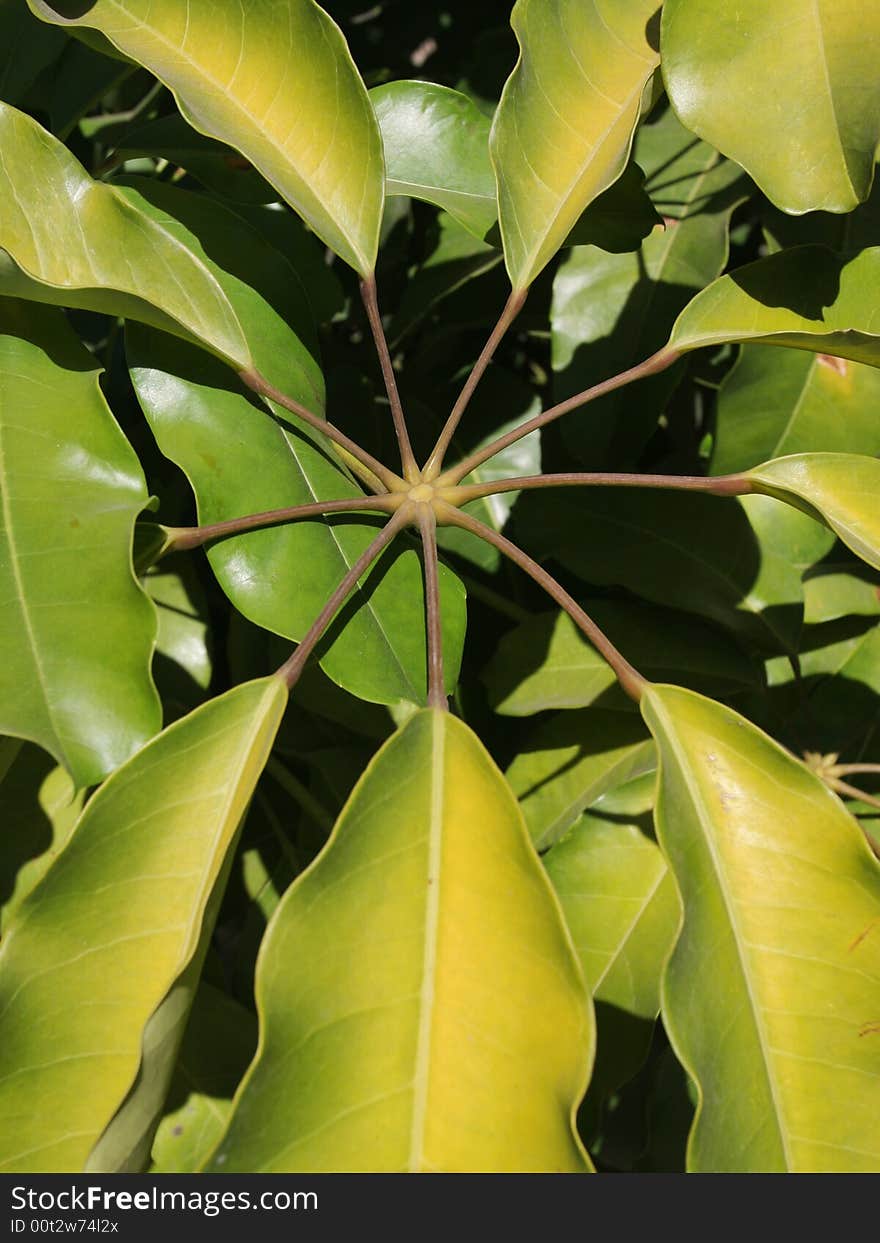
xmin=729 ymin=246 xmax=843 ymax=320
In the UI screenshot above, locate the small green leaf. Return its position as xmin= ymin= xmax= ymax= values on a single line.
xmin=0 ymin=300 xmax=160 ymax=788
xmin=713 ymin=347 xmax=880 ymax=475
xmin=0 ymin=103 xmax=250 ymax=369
xmin=206 ymin=710 xmax=592 ymax=1173
xmin=491 ymin=0 xmax=661 ymax=289
xmin=670 ymin=246 xmax=880 ymax=366
xmin=747 ymin=453 xmax=880 ymax=573
xmin=662 ymin=0 xmax=880 ymax=214
xmin=29 ymin=0 xmax=385 ymax=274
xmin=545 ymin=815 xmax=680 ymax=1019
xmin=0 ymin=677 xmax=286 ymax=1173
xmin=642 ymin=683 xmax=880 ymax=1171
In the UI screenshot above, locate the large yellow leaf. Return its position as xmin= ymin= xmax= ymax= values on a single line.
xmin=29 ymin=0 xmax=384 ymax=275
xmin=0 ymin=678 xmax=286 ymax=1173
xmin=642 ymin=684 xmax=880 ymax=1172
xmin=491 ymin=0 xmax=661 ymax=290
xmin=205 ymin=709 xmax=592 ymax=1173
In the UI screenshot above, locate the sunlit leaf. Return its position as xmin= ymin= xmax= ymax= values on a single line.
xmin=205 ymin=710 xmax=592 ymax=1173
xmin=0 ymin=677 xmax=286 ymax=1173
xmin=642 ymin=683 xmax=880 ymax=1171
xmin=0 ymin=300 xmax=159 ymax=788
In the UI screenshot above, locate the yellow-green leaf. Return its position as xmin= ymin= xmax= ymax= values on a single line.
xmin=662 ymin=0 xmax=880 ymax=214
xmin=642 ymin=683 xmax=880 ymax=1172
xmin=747 ymin=453 xmax=880 ymax=573
xmin=29 ymin=0 xmax=385 ymax=275
xmin=0 ymin=103 xmax=250 ymax=369
xmin=0 ymin=677 xmax=286 ymax=1173
xmin=669 ymin=246 xmax=880 ymax=366
xmin=205 ymin=709 xmax=592 ymax=1173
xmin=491 ymin=0 xmax=661 ymax=290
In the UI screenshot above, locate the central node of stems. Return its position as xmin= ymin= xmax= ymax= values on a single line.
xmin=408 ymin=483 xmax=435 ymax=504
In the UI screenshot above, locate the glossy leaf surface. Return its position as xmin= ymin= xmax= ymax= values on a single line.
xmin=670 ymin=247 xmax=880 ymax=366
xmin=0 ymin=103 xmax=250 ymax=368
xmin=206 ymin=710 xmax=592 ymax=1173
xmin=0 ymin=678 xmax=286 ymax=1173
xmin=491 ymin=0 xmax=661 ymax=289
xmin=642 ymin=684 xmax=880 ymax=1171
xmin=0 ymin=301 xmax=159 ymax=788
xmin=662 ymin=0 xmax=880 ymax=214
xmin=29 ymin=0 xmax=385 ymax=274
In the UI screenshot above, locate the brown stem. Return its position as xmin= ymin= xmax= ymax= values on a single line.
xmin=444 ymin=470 xmax=751 ymax=506
xmin=435 ymin=501 xmax=646 ymax=703
xmin=829 ymin=763 xmax=880 ymax=778
xmin=163 ymin=496 xmax=396 ymax=554
xmin=275 ymin=506 xmax=410 ymax=690
xmin=360 ymin=276 xmax=419 ymax=481
xmin=436 ymin=347 xmax=681 ymax=486
xmin=417 ymin=507 xmax=447 ymax=709
xmin=423 ymin=288 xmax=528 ymax=480
xmin=239 ymin=367 xmax=406 ymax=494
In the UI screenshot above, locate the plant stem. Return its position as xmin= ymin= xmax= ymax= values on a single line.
xmin=424 ymin=288 xmax=527 ymax=480
xmin=239 ymin=367 xmax=406 ymax=494
xmin=829 ymin=763 xmax=880 ymax=778
xmin=275 ymin=506 xmax=411 ymax=690
xmin=360 ymin=276 xmax=419 ymax=482
xmin=435 ymin=501 xmax=646 ymax=703
xmin=445 ymin=470 xmax=750 ymax=505
xmin=437 ymin=347 xmax=681 ymax=486
xmin=162 ymin=496 xmax=395 ymax=554
xmin=417 ymin=507 xmax=447 ymax=709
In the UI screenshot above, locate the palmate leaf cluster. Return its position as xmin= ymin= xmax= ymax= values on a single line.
xmin=1 ymin=0 xmax=879 ymax=1174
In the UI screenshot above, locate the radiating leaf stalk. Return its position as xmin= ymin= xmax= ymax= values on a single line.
xmin=445 ymin=470 xmax=750 ymax=506
xmin=276 ymin=506 xmax=411 ymax=690
xmin=360 ymin=276 xmax=418 ymax=481
xmin=417 ymin=507 xmax=446 ymax=710
xmin=435 ymin=501 xmax=645 ymax=702
xmin=437 ymin=348 xmax=680 ymax=485
xmin=424 ymin=289 xmax=527 ymax=479
xmin=162 ymin=496 xmax=396 ymax=555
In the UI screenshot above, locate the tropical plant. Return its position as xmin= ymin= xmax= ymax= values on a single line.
xmin=1 ymin=0 xmax=879 ymax=1175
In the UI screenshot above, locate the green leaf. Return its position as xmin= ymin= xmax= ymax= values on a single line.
xmin=0 ymin=742 xmax=85 ymax=933
xmin=505 ymin=710 xmax=654 ymax=850
xmin=545 ymin=815 xmax=679 ymax=1019
xmin=0 ymin=0 xmax=66 ymax=105
xmin=747 ymin=454 xmax=880 ymax=573
xmin=0 ymin=300 xmax=159 ymax=788
xmin=491 ymin=0 xmax=662 ymax=289
xmin=662 ymin=0 xmax=880 ymax=214
xmin=29 ymin=0 xmax=385 ymax=274
xmin=0 ymin=103 xmax=250 ymax=369
xmin=205 ymin=710 xmax=592 ymax=1173
xmin=484 ymin=603 xmax=759 ymax=716
xmin=0 ymin=677 xmax=286 ymax=1173
xmin=641 ymin=683 xmax=880 ymax=1171
xmin=151 ymin=985 xmax=257 ymax=1174
xmin=670 ymin=246 xmax=880 ymax=366
xmin=712 ymin=347 xmax=880 ymax=475
xmin=144 ymin=563 xmax=212 ymax=722
xmin=553 ymin=106 xmax=747 ymax=465
xmin=563 ymin=162 xmax=661 ymax=254
xmin=371 ymin=81 xmax=496 ymax=241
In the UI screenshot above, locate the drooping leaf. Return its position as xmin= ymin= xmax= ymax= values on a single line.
xmin=505 ymin=710 xmax=654 ymax=850
xmin=151 ymin=985 xmax=257 ymax=1174
xmin=491 ymin=0 xmax=662 ymax=289
xmin=144 ymin=563 xmax=212 ymax=721
xmin=641 ymin=683 xmax=880 ymax=1171
xmin=371 ymin=81 xmax=496 ymax=241
xmin=661 ymin=0 xmax=880 ymax=214
xmin=563 ymin=162 xmax=660 ymax=254
xmin=553 ymin=106 xmax=747 ymax=465
xmin=29 ymin=0 xmax=385 ymax=274
xmin=205 ymin=710 xmax=593 ymax=1173
xmin=0 ymin=300 xmax=159 ymax=788
xmin=0 ymin=677 xmax=286 ymax=1174
xmin=669 ymin=246 xmax=880 ymax=366
xmin=712 ymin=347 xmax=880 ymax=475
xmin=0 ymin=103 xmax=250 ymax=369
xmin=747 ymin=454 xmax=880 ymax=573
xmin=484 ymin=603 xmax=759 ymax=716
